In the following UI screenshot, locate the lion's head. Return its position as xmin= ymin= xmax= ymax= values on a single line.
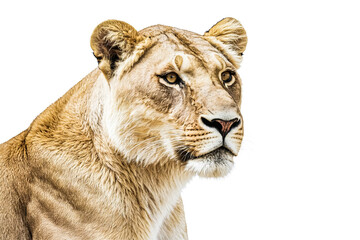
xmin=90 ymin=18 xmax=247 ymax=178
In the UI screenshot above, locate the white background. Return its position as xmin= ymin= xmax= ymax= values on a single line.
xmin=0 ymin=0 xmax=359 ymax=239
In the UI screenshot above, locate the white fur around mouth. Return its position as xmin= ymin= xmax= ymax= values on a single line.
xmin=184 ymin=147 xmax=235 ymax=178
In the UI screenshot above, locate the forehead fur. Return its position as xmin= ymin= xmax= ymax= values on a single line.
xmin=174 ymin=55 xmax=183 ymax=70
xmin=139 ymin=25 xmax=223 ymax=65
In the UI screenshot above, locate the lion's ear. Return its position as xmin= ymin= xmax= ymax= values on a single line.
xmin=204 ymin=17 xmax=247 ymax=68
xmin=90 ymin=20 xmax=144 ymax=80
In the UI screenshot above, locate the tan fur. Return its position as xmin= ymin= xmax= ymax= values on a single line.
xmin=0 ymin=18 xmax=247 ymax=239
xmin=204 ymin=17 xmax=247 ymax=68
xmin=175 ymin=55 xmax=183 ymax=70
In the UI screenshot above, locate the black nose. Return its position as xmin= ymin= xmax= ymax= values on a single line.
xmin=201 ymin=117 xmax=240 ymax=137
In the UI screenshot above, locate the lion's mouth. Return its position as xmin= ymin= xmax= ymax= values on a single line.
xmin=178 ymin=146 xmax=235 ymax=162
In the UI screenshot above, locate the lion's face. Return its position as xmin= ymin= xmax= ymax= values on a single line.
xmin=91 ymin=18 xmax=247 ymax=177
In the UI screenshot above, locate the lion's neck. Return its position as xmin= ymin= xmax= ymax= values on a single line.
xmin=91 ymin=142 xmax=191 ymax=238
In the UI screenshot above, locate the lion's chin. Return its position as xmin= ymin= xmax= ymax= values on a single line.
xmin=184 ymin=147 xmax=235 ymax=178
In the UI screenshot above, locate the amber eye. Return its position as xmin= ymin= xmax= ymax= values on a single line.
xmin=221 ymin=71 xmax=233 ymax=83
xmin=164 ymin=72 xmax=179 ymax=84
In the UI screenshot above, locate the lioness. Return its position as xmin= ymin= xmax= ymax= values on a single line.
xmin=0 ymin=17 xmax=247 ymax=239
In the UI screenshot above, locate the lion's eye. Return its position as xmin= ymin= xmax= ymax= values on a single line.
xmin=221 ymin=71 xmax=233 ymax=83
xmin=163 ymin=72 xmax=179 ymax=84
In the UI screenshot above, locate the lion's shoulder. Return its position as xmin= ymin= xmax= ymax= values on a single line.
xmin=0 ymin=130 xmax=31 ymax=193
xmin=0 ymin=130 xmax=28 ymax=168
xmin=0 ymin=131 xmax=32 ymax=239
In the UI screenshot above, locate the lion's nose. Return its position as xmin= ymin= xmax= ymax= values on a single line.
xmin=201 ymin=117 xmax=241 ymax=138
